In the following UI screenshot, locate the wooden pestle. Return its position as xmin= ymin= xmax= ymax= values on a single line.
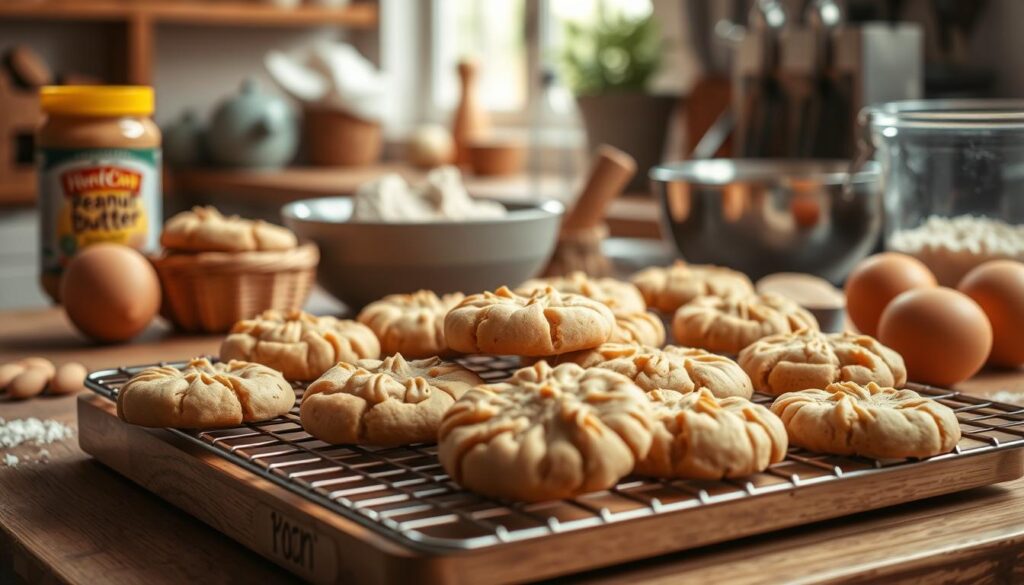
xmin=561 ymin=145 xmax=637 ymax=232
xmin=544 ymin=145 xmax=637 ymax=277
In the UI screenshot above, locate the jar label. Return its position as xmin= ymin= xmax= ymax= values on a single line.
xmin=38 ymin=147 xmax=162 ymax=279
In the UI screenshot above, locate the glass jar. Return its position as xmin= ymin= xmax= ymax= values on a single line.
xmin=37 ymin=86 xmax=162 ymax=302
xmin=861 ymin=99 xmax=1024 ymax=286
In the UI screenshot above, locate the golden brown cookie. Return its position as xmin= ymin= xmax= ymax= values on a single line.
xmin=770 ymin=381 xmax=962 ymax=459
xmin=117 ymin=358 xmax=295 ymax=428
xmin=518 ymin=271 xmax=646 ymax=313
xmin=556 ymin=343 xmax=753 ymax=398
xmin=438 ymin=361 xmax=653 ymax=502
xmin=220 ymin=310 xmax=380 ymax=381
xmin=300 ymin=354 xmax=483 ymax=446
xmin=630 ymin=261 xmax=754 ymax=313
xmin=357 ymin=290 xmax=465 ymax=358
xmin=672 ymin=293 xmax=819 ymax=354
xmin=161 ymin=206 xmax=297 ymax=253
xmin=610 ymin=311 xmax=666 ymax=347
xmin=738 ymin=330 xmax=907 ymax=396
xmin=443 ymin=286 xmax=615 ymax=356
xmin=638 ymin=388 xmax=788 ymax=479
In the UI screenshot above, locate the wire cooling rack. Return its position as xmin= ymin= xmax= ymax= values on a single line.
xmin=85 ymin=356 xmax=1024 ymax=552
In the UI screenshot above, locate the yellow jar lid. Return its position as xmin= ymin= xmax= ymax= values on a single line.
xmin=41 ymin=86 xmax=154 ymax=116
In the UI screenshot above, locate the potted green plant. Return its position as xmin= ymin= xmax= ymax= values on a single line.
xmin=561 ymin=6 xmax=675 ymax=192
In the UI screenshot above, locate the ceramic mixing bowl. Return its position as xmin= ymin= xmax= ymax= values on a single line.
xmin=650 ymin=159 xmax=882 ymax=283
xmin=282 ymin=197 xmax=564 ymax=309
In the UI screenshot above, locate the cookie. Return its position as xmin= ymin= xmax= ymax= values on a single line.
xmin=357 ymin=290 xmax=465 ymax=358
xmin=672 ymin=293 xmax=819 ymax=354
xmin=739 ymin=330 xmax=907 ymax=396
xmin=638 ymin=388 xmax=788 ymax=479
xmin=556 ymin=343 xmax=753 ymax=398
xmin=221 ymin=310 xmax=380 ymax=381
xmin=301 ymin=354 xmax=483 ymax=446
xmin=610 ymin=311 xmax=666 ymax=347
xmin=518 ymin=271 xmax=646 ymax=313
xmin=631 ymin=261 xmax=754 ymax=313
xmin=161 ymin=206 xmax=297 ymax=253
xmin=444 ymin=286 xmax=615 ymax=356
xmin=770 ymin=381 xmax=962 ymax=459
xmin=117 ymin=358 xmax=295 ymax=428
xmin=438 ymin=361 xmax=653 ymax=502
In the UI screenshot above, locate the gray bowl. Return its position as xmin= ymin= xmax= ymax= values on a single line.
xmin=650 ymin=159 xmax=882 ymax=284
xmin=281 ymin=197 xmax=564 ymax=309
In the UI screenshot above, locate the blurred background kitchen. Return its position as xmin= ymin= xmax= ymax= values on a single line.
xmin=0 ymin=0 xmax=1019 ymax=309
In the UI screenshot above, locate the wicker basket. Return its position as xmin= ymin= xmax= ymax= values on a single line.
xmin=152 ymin=242 xmax=319 ymax=333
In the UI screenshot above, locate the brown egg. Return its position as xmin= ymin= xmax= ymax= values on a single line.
xmin=0 ymin=363 xmax=25 ymax=390
xmin=7 ymin=368 xmax=50 ymax=400
xmin=49 ymin=362 xmax=88 ymax=395
xmin=958 ymin=260 xmax=1024 ymax=368
xmin=19 ymin=356 xmax=55 ymax=379
xmin=60 ymin=243 xmax=161 ymax=343
xmin=878 ymin=287 xmax=992 ymax=386
xmin=845 ymin=252 xmax=937 ymax=336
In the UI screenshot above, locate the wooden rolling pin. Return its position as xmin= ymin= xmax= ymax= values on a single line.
xmin=544 ymin=145 xmax=637 ymax=277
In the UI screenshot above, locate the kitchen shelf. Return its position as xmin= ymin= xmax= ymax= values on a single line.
xmin=0 ymin=1 xmax=378 ymax=28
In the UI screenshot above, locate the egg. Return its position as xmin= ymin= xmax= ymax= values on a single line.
xmin=407 ymin=124 xmax=454 ymax=169
xmin=60 ymin=243 xmax=161 ymax=343
xmin=49 ymin=362 xmax=88 ymax=395
xmin=958 ymin=260 xmax=1024 ymax=368
xmin=845 ymin=252 xmax=937 ymax=336
xmin=878 ymin=287 xmax=992 ymax=386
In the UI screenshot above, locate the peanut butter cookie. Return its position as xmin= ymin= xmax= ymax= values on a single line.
xmin=117 ymin=358 xmax=295 ymax=428
xmin=301 ymin=354 xmax=483 ymax=446
xmin=444 ymin=286 xmax=615 ymax=356
xmin=556 ymin=343 xmax=753 ymax=398
xmin=438 ymin=361 xmax=653 ymax=502
xmin=161 ymin=206 xmax=297 ymax=253
xmin=220 ymin=310 xmax=380 ymax=381
xmin=630 ymin=261 xmax=754 ymax=313
xmin=672 ymin=293 xmax=818 ymax=354
xmin=770 ymin=381 xmax=962 ymax=459
xmin=638 ymin=388 xmax=788 ymax=479
xmin=609 ymin=311 xmax=666 ymax=347
xmin=739 ymin=330 xmax=906 ymax=396
xmin=357 ymin=290 xmax=465 ymax=358
xmin=518 ymin=271 xmax=647 ymax=313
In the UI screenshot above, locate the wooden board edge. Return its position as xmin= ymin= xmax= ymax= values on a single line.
xmin=76 ymin=395 xmax=460 ymax=585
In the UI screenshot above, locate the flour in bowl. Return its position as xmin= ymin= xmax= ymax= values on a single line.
xmin=352 ymin=166 xmax=507 ymax=222
xmin=889 ymin=215 xmax=1024 ymax=286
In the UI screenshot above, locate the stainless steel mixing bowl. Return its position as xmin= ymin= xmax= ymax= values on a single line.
xmin=650 ymin=159 xmax=881 ymax=283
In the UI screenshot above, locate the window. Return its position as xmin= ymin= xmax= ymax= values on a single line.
xmin=424 ymin=0 xmax=653 ymax=131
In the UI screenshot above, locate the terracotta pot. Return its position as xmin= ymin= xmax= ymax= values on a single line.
xmin=467 ymin=139 xmax=525 ymax=176
xmin=303 ymin=107 xmax=382 ymax=167
xmin=575 ymin=93 xmax=676 ymax=193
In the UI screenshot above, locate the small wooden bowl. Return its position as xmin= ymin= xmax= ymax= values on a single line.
xmin=467 ymin=139 xmax=525 ymax=176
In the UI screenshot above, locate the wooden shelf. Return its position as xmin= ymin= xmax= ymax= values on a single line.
xmin=168 ymin=165 xmax=663 ymax=239
xmin=0 ymin=0 xmax=378 ymax=28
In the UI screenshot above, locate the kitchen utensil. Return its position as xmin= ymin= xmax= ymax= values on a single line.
xmin=207 ymin=78 xmax=298 ymax=169
xmin=303 ymin=106 xmax=381 ymax=167
xmin=466 ymin=138 xmax=525 ymax=177
xmin=860 ymin=99 xmax=1024 ymax=285
xmin=163 ymin=109 xmax=205 ymax=168
xmin=452 ymin=60 xmax=490 ymax=167
xmin=281 ymin=197 xmax=563 ymax=309
xmin=152 ymin=243 xmax=318 ymax=333
xmin=651 ymin=159 xmax=881 ymax=283
xmin=544 ymin=145 xmax=636 ymax=277
xmin=81 ymin=358 xmax=1024 ymax=584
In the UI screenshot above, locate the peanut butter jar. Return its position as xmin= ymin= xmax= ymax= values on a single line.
xmin=37 ymin=86 xmax=162 ymax=302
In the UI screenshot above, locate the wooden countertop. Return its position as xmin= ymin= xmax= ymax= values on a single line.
xmin=3 ymin=307 xmax=1024 ymax=584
